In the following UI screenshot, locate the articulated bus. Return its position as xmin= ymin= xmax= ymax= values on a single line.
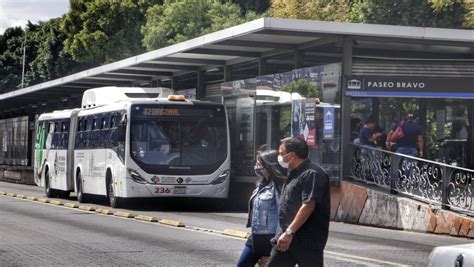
xmin=34 ymin=87 xmax=230 ymax=208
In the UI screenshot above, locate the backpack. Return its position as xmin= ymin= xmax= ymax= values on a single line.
xmin=387 ymin=121 xmax=404 ymax=143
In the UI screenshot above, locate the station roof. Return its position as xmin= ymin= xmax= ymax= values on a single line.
xmin=1 ymin=17 xmax=473 ymax=116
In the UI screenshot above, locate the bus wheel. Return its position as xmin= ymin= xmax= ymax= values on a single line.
xmin=107 ymin=177 xmax=123 ymax=208
xmin=76 ymin=172 xmax=88 ymax=203
xmin=45 ymin=170 xmax=57 ymax=198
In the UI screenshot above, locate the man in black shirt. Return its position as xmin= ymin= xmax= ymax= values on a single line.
xmin=267 ymin=137 xmax=330 ymax=267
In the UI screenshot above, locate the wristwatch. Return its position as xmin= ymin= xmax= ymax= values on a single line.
xmin=285 ymin=228 xmax=296 ymax=236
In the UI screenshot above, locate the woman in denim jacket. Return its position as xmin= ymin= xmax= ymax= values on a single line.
xmin=237 ymin=149 xmax=285 ymax=267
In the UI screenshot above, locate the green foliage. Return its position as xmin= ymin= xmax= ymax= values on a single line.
xmin=62 ymin=0 xmax=158 ymax=63
xmin=25 ymin=18 xmax=93 ymax=87
xmin=0 ymin=26 xmax=26 ymax=91
xmin=270 ymin=0 xmax=351 ymax=21
xmin=230 ymin=0 xmax=270 ymax=13
xmin=270 ymin=0 xmax=471 ymax=29
xmin=351 ymin=0 xmax=466 ymax=28
xmin=280 ymin=79 xmax=320 ymax=98
xmin=142 ymin=0 xmax=260 ymax=50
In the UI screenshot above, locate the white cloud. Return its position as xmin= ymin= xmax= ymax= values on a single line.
xmin=0 ymin=0 xmax=69 ymax=34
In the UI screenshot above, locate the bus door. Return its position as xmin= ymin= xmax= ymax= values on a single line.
xmin=34 ymin=121 xmax=47 ymax=186
xmin=223 ymin=92 xmax=256 ymax=183
xmin=256 ymin=102 xmax=292 ymax=151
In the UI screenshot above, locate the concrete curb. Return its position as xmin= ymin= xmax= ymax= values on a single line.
xmin=78 ymin=205 xmax=96 ymax=211
xmin=135 ymin=215 xmax=159 ymax=222
xmin=222 ymin=229 xmax=248 ymax=239
xmin=0 ymin=191 xmax=6 ymax=195
xmin=64 ymin=203 xmax=79 ymax=208
xmin=6 ymin=192 xmax=16 ymax=197
xmin=26 ymin=196 xmax=38 ymax=201
xmin=159 ymin=219 xmax=185 ymax=227
xmin=15 ymin=194 xmax=26 ymax=199
xmin=96 ymin=208 xmax=114 ymax=215
xmin=37 ymin=198 xmax=49 ymax=203
xmin=114 ymin=211 xmax=135 ymax=218
xmin=49 ymin=200 xmax=64 ymax=206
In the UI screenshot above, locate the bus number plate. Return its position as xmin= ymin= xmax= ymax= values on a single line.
xmin=173 ymin=186 xmax=187 ymax=194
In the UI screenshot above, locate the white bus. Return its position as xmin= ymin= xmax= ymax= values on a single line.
xmin=34 ymin=87 xmax=231 ymax=208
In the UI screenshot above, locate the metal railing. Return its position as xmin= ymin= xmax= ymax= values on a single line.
xmin=349 ymin=144 xmax=474 ymax=215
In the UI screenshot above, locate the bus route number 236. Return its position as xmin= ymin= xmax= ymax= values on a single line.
xmin=155 ymin=187 xmax=171 ymax=194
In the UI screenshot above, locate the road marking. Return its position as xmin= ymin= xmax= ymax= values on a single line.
xmin=16 ymin=194 xmax=26 ymax=199
xmin=325 ymin=250 xmax=409 ymax=266
xmin=6 ymin=192 xmax=16 ymax=197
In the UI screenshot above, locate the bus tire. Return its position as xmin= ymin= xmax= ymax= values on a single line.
xmin=106 ymin=174 xmax=124 ymax=208
xmin=45 ymin=169 xmax=58 ymax=198
xmin=76 ymin=171 xmax=88 ymax=203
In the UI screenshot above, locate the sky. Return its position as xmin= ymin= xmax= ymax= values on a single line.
xmin=0 ymin=0 xmax=70 ymax=34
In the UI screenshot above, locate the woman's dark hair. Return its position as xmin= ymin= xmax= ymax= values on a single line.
xmin=257 ymin=149 xmax=285 ymax=179
xmin=281 ymin=137 xmax=309 ymax=159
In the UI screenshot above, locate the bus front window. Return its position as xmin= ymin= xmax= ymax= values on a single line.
xmin=130 ymin=104 xmax=228 ymax=175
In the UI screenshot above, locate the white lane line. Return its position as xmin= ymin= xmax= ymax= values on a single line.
xmin=325 ymin=250 xmax=410 ymax=266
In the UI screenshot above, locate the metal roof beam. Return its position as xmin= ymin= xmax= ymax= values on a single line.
xmin=88 ymin=74 xmax=151 ymax=81
xmin=149 ymin=57 xmax=226 ymax=65
xmin=297 ymin=37 xmax=343 ymax=50
xmin=134 ymin=63 xmax=200 ymax=71
xmin=108 ymin=69 xmax=173 ymax=77
xmin=186 ymin=48 xmax=260 ymax=58
xmin=217 ymin=40 xmax=296 ymax=50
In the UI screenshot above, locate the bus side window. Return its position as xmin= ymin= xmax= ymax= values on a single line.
xmin=61 ymin=121 xmax=69 ymax=149
xmin=75 ymin=119 xmax=83 ymax=149
xmin=102 ymin=115 xmax=111 ymax=148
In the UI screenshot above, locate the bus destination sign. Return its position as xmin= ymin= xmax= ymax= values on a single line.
xmin=143 ymin=108 xmax=180 ymax=116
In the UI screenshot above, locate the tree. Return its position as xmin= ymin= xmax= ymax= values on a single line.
xmin=142 ymin=0 xmax=260 ymax=50
xmin=62 ymin=0 xmax=159 ymax=63
xmin=270 ymin=0 xmax=472 ymax=29
xmin=280 ymin=79 xmax=320 ymax=98
xmin=230 ymin=0 xmax=270 ymax=13
xmin=350 ymin=0 xmax=466 ymax=29
xmin=270 ymin=0 xmax=351 ymax=21
xmin=25 ymin=18 xmax=93 ymax=87
xmin=0 ymin=26 xmax=27 ymax=91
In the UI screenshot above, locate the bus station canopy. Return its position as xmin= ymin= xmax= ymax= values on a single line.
xmin=1 ymin=17 xmax=473 ymax=116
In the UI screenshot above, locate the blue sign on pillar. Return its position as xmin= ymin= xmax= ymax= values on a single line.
xmin=323 ymin=107 xmax=335 ymax=139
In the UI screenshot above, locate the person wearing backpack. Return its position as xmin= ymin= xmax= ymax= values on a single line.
xmin=394 ymin=113 xmax=424 ymax=158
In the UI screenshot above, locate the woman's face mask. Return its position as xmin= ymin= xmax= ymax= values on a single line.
xmin=254 ymin=168 xmax=269 ymax=178
xmin=254 ymin=161 xmax=270 ymax=179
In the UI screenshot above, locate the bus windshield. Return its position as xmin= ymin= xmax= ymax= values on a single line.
xmin=130 ymin=104 xmax=227 ymax=175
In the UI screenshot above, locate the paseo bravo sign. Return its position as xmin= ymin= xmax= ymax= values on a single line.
xmin=346 ymin=76 xmax=474 ymax=98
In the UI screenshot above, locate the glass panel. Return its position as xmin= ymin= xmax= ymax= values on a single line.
xmin=130 ymin=104 xmax=227 ymax=174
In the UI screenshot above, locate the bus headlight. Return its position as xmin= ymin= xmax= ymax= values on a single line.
xmin=128 ymin=169 xmax=148 ymax=184
xmin=211 ymin=170 xmax=229 ymax=185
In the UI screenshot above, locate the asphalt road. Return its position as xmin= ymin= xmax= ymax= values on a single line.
xmin=1 ymin=181 xmax=472 ymax=266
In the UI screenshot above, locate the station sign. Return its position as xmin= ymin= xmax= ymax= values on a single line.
xmin=346 ymin=76 xmax=474 ymax=98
